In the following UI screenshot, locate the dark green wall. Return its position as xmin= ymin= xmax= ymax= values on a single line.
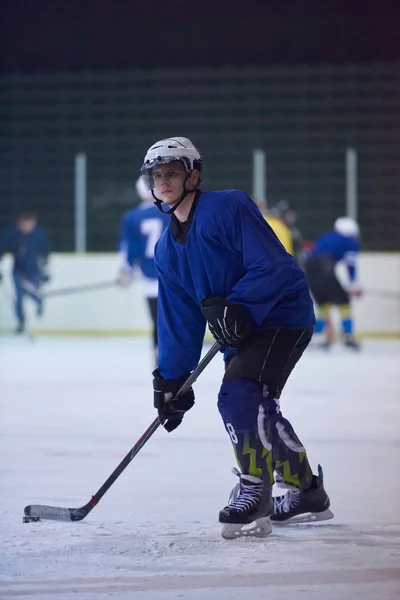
xmin=1 ymin=63 xmax=399 ymax=250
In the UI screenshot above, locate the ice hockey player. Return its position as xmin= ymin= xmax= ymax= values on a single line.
xmin=140 ymin=137 xmax=333 ymax=538
xmin=263 ymin=207 xmax=294 ymax=255
xmin=304 ymin=217 xmax=362 ymax=350
xmin=116 ymin=177 xmax=169 ymax=362
xmin=0 ymin=211 xmax=51 ymax=334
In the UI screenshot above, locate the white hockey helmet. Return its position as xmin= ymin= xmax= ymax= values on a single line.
xmin=334 ymin=217 xmax=360 ymax=237
xmin=140 ymin=137 xmax=203 ymax=190
xmin=135 ymin=176 xmax=152 ymax=202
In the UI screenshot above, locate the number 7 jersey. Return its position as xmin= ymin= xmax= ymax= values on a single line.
xmin=118 ymin=203 xmax=170 ymax=294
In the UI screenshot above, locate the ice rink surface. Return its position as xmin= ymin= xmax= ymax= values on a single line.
xmin=1 ymin=336 xmax=400 ymax=600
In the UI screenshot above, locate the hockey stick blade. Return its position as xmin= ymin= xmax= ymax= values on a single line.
xmin=24 ymin=501 xmax=93 ymax=522
xmin=23 ymin=342 xmax=221 ymax=523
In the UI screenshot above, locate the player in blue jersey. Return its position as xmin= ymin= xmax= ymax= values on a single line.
xmin=0 ymin=211 xmax=51 ymax=334
xmin=116 ymin=177 xmax=169 ymax=361
xmin=140 ymin=137 xmax=333 ymax=538
xmin=304 ymin=218 xmax=361 ymax=350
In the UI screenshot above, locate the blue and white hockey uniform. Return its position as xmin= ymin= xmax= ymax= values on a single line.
xmin=118 ymin=203 xmax=169 ymax=298
xmin=307 ymin=231 xmax=361 ymax=284
xmin=304 ymin=228 xmax=361 ymax=343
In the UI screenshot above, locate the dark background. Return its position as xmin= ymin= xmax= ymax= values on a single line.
xmin=1 ymin=1 xmax=400 ymax=250
xmin=2 ymin=1 xmax=400 ymax=72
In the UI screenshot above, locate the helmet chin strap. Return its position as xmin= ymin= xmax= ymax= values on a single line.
xmin=152 ymin=175 xmax=196 ymax=215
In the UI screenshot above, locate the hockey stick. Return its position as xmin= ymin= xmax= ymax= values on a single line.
xmin=20 ymin=279 xmax=117 ymax=299
xmin=365 ymin=289 xmax=400 ymax=300
xmin=23 ymin=341 xmax=221 ymax=523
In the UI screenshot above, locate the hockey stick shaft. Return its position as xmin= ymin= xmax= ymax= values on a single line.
xmin=92 ymin=341 xmax=221 ymax=502
xmin=24 ymin=341 xmax=221 ymax=522
xmin=365 ymin=289 xmax=400 ymax=299
xmin=38 ymin=280 xmax=117 ymax=299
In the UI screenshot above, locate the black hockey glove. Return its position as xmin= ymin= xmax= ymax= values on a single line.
xmin=153 ymin=369 xmax=195 ymax=433
xmin=201 ymin=296 xmax=252 ymax=348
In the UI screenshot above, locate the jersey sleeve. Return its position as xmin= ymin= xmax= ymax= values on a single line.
xmin=38 ymin=227 xmax=51 ymax=260
xmin=343 ymin=238 xmax=361 ymax=283
xmin=118 ymin=213 xmax=139 ymax=270
xmin=118 ymin=213 xmax=130 ymax=268
xmin=156 ymin=266 xmax=206 ymax=380
xmin=221 ymin=196 xmax=295 ymax=325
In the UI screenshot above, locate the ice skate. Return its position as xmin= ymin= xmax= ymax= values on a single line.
xmin=272 ymin=464 xmax=334 ymax=524
xmin=318 ymin=339 xmax=332 ymax=350
xmin=309 ymin=334 xmax=332 ymax=351
xmin=343 ymin=334 xmax=361 ymax=351
xmin=14 ymin=322 xmax=25 ymax=335
xmin=36 ymin=302 xmax=43 ymax=318
xmin=219 ymin=468 xmax=273 ymax=539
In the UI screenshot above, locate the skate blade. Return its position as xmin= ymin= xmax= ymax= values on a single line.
xmin=221 ymin=517 xmax=272 ymax=540
xmin=273 ymin=508 xmax=334 ymax=525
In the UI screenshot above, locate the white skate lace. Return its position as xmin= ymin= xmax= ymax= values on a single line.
xmin=274 ymin=489 xmax=301 ymax=515
xmin=228 ymin=469 xmax=263 ymax=513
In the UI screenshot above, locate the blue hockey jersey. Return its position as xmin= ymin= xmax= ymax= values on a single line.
xmin=0 ymin=225 xmax=50 ymax=277
xmin=155 ymin=189 xmax=315 ymax=379
xmin=118 ymin=203 xmax=169 ymax=281
xmin=307 ymin=231 xmax=361 ymax=282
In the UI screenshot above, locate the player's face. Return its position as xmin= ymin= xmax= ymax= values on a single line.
xmin=152 ymin=161 xmax=189 ymax=205
xmin=17 ymin=218 xmax=36 ymax=234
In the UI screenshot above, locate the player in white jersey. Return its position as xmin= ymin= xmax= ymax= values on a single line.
xmin=117 ymin=178 xmax=169 ymax=362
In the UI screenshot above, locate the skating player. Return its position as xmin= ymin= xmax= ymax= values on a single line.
xmin=304 ymin=217 xmax=361 ymax=350
xmin=117 ymin=177 xmax=169 ymax=361
xmin=140 ymin=137 xmax=333 ymax=538
xmin=0 ymin=211 xmax=50 ymax=334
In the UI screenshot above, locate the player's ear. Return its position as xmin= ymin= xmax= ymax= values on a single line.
xmin=190 ymin=169 xmax=199 ymax=186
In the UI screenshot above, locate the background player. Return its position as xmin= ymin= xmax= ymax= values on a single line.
xmin=140 ymin=137 xmax=332 ymax=539
xmin=304 ymin=216 xmax=362 ymax=350
xmin=0 ymin=210 xmax=51 ymax=334
xmin=116 ymin=177 xmax=169 ymax=362
xmin=262 ymin=205 xmax=294 ymax=255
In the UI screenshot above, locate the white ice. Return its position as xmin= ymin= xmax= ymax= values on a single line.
xmin=0 ymin=337 xmax=400 ymax=600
